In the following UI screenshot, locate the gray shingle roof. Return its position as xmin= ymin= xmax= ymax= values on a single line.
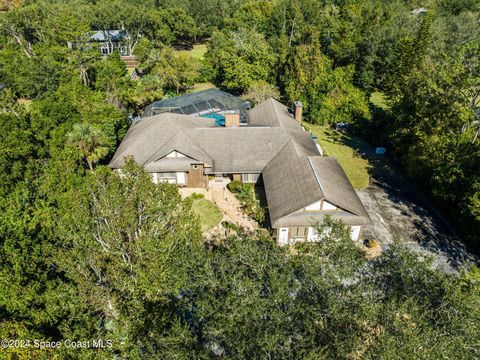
xmin=110 ymin=98 xmax=320 ymax=173
xmin=109 ymin=113 xmax=216 ymax=169
xmin=109 ymin=97 xmax=370 ymax=230
xmin=144 ymin=157 xmax=194 ymax=172
xmin=263 ymin=142 xmax=371 ymax=228
xmin=248 ymin=98 xmax=318 ymax=157
xmin=185 ymin=127 xmax=290 ymax=173
xmin=262 ymin=141 xmax=323 ymax=225
xmin=145 ymin=131 xmax=213 ymax=167
xmin=308 ymin=157 xmax=370 ymax=221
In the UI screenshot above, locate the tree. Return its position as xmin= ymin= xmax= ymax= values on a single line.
xmin=282 ymin=42 xmax=370 ymax=124
xmin=206 ymin=28 xmax=275 ymax=93
xmin=146 ymin=7 xmax=197 ymax=46
xmin=67 ymin=123 xmax=109 ymax=171
xmin=139 ymin=46 xmax=200 ymax=94
xmin=241 ymin=80 xmax=280 ymax=105
xmin=52 ymin=160 xmax=202 ymax=357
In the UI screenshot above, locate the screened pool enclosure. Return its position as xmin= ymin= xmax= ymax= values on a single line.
xmin=142 ymin=88 xmax=251 ymax=124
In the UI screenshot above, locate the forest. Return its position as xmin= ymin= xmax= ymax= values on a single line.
xmin=0 ymin=0 xmax=479 ymax=358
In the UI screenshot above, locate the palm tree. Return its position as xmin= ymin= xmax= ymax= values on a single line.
xmin=67 ymin=123 xmax=109 ymax=171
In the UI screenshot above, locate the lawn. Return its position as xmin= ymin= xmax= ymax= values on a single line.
xmin=304 ymin=124 xmax=371 ymax=189
xmin=176 ymin=43 xmax=208 ymax=60
xmin=191 ymin=198 xmax=223 ymax=232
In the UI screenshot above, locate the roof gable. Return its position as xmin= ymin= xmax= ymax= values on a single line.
xmin=262 ymin=141 xmax=323 ymax=226
xmin=308 ymin=157 xmax=370 ymax=219
xmin=109 ymin=113 xmax=215 ymax=168
xmin=145 ymin=131 xmax=213 ymax=166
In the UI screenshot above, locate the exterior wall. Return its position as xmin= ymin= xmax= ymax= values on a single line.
xmin=276 ymin=225 xmax=363 ymax=244
xmin=225 ymin=112 xmax=240 ymax=127
xmin=187 ymin=164 xmax=208 ymax=188
xmin=233 ymin=174 xmax=242 ymax=182
xmin=166 ymin=151 xmax=185 ymax=158
xmin=322 ymin=200 xmax=337 ymax=210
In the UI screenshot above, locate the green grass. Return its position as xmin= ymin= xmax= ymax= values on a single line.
xmin=176 ymin=44 xmax=208 ymax=60
xmin=304 ymin=124 xmax=371 ymax=189
xmin=191 ymin=199 xmax=223 ymax=232
xmin=370 ymin=91 xmax=389 ymax=110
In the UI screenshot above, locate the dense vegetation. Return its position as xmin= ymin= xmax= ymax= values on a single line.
xmin=1 ymin=0 xmax=479 ymax=358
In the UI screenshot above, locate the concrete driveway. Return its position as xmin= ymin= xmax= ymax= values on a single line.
xmin=355 ymin=156 xmax=478 ymax=273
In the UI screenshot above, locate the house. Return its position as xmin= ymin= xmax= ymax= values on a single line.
xmin=110 ymin=91 xmax=372 ymax=243
xmin=90 ymin=30 xmax=131 ymax=56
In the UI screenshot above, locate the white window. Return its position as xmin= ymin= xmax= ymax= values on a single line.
xmin=158 ymin=172 xmax=176 ymax=184
xmin=241 ymin=173 xmax=260 ymax=183
xmin=289 ymin=227 xmax=308 ymax=243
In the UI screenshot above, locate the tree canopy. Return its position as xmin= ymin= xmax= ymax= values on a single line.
xmin=1 ymin=0 xmax=480 ymax=358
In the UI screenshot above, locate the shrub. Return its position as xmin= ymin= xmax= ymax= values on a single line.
xmin=364 ymin=239 xmax=379 ymax=248
xmin=227 ymin=180 xmax=243 ymax=193
xmin=190 ymin=192 xmax=205 ymax=200
xmin=235 ymin=184 xmax=266 ymax=224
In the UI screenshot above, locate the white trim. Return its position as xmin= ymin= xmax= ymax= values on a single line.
xmin=322 ymin=200 xmax=336 ymax=210
xmin=305 ymin=201 xmax=321 ymax=211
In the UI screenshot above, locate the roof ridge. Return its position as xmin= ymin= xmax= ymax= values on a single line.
xmin=308 ymin=156 xmax=324 ymax=192
xmin=269 ymin=97 xmax=282 ymax=125
xmin=181 ymin=129 xmax=214 ymax=164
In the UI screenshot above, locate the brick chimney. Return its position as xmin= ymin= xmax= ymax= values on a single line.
xmin=294 ymin=101 xmax=303 ymax=124
xmin=225 ymin=110 xmax=240 ymax=127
